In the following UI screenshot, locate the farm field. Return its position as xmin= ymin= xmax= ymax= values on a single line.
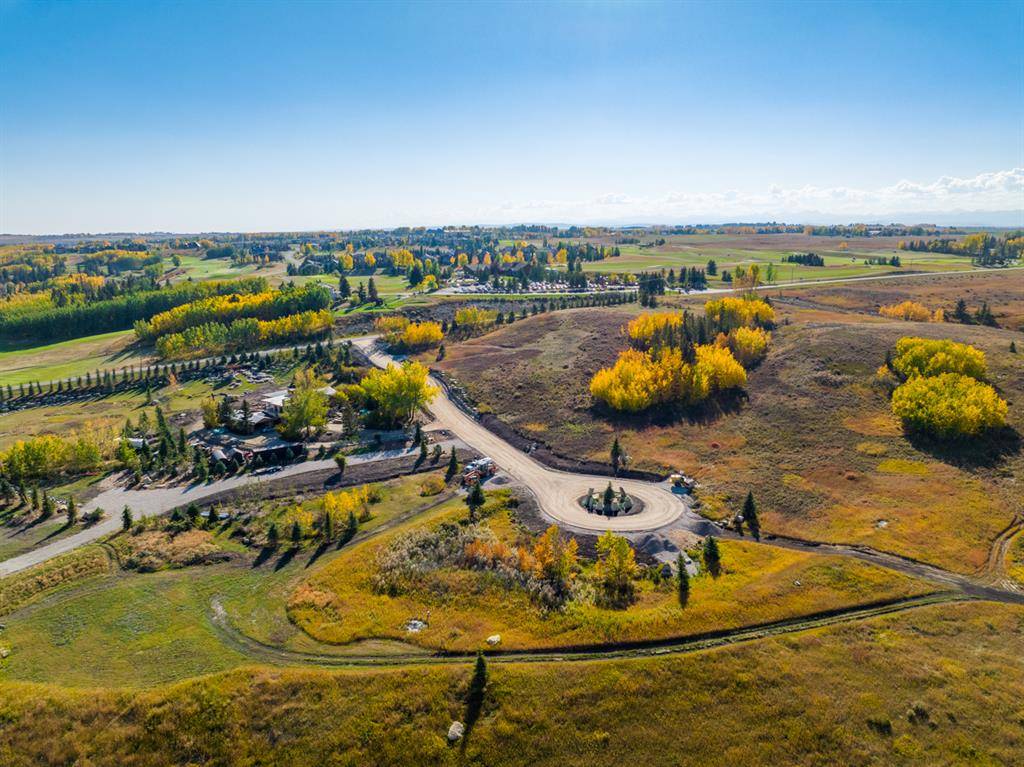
xmin=531 ymin=232 xmax=980 ymax=286
xmin=436 ymin=288 xmax=1023 ymax=575
xmin=1 ymin=600 xmax=1022 ymax=766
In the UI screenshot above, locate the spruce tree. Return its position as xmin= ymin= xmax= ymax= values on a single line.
xmin=446 ymin=448 xmax=459 ymax=481
xmin=742 ymin=492 xmax=761 ymax=541
xmin=122 ymin=506 xmax=133 ymax=531
xmin=466 ymin=481 xmax=485 ymax=522
xmin=66 ymin=497 xmax=77 ymax=526
xmin=703 ymin=535 xmax=721 ymax=578
xmin=677 ymin=553 xmax=690 ymax=607
xmin=610 ymin=436 xmax=622 ymax=474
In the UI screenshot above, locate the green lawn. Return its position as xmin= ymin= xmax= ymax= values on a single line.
xmin=0 ymin=330 xmax=151 ymax=387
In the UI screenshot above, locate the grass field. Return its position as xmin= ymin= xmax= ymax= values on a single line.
xmin=289 ymin=487 xmax=932 ymax=652
xmin=0 ymin=472 xmax=449 ymax=687
xmin=531 ymin=233 xmax=981 ymax=287
xmin=0 ymin=330 xmax=152 ymax=387
xmin=437 ymin=294 xmax=1023 ymax=575
xmin=1 ymin=600 xmax=1022 ymax=766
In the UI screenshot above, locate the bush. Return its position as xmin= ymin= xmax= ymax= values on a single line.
xmin=419 ymin=475 xmax=447 ymax=496
xmin=724 ymin=326 xmax=770 ymax=367
xmin=891 ymin=337 xmax=987 ymax=381
xmin=891 ymin=373 xmax=1007 ymax=437
xmin=879 ymin=301 xmax=943 ymax=322
xmin=589 ymin=345 xmax=746 ymax=412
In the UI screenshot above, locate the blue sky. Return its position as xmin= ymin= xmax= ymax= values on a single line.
xmin=1 ymin=0 xmax=1021 ymax=232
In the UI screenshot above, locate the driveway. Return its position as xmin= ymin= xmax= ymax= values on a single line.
xmin=353 ymin=338 xmax=691 ymax=533
xmin=0 ymin=442 xmax=453 ymax=577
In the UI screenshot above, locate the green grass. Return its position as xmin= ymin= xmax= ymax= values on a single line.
xmin=166 ymin=253 xmax=268 ymax=283
xmin=0 ymin=330 xmax=150 ymax=387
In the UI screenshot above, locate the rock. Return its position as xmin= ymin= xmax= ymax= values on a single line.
xmin=447 ymin=721 xmax=465 ymax=742
xmin=486 ymin=634 xmax=501 ymax=645
xmin=0 ymin=647 xmax=10 ymax=659
xmin=405 ymin=619 xmax=427 ymax=633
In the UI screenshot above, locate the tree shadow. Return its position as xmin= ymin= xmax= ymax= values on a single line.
xmin=304 ymin=541 xmax=331 ymax=569
xmin=905 ymin=425 xmax=1021 ymax=470
xmin=273 ymin=546 xmax=298 ymax=571
xmin=592 ymin=389 xmax=748 ymax=430
xmin=251 ymin=546 xmax=275 ymax=568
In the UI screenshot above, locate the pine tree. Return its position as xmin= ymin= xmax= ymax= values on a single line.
xmin=677 ymin=553 xmax=690 ymax=607
xmin=446 ymin=448 xmax=459 ymax=481
xmin=466 ymin=481 xmax=485 ymax=522
xmin=1011 ymin=341 xmax=1018 ymax=354
xmin=419 ymin=438 xmax=428 ymax=462
xmin=66 ymin=497 xmax=77 ymax=525
xmin=322 ymin=512 xmax=334 ymax=542
xmin=42 ymin=491 xmax=54 ymax=519
xmin=122 ymin=506 xmax=133 ymax=531
xmin=334 ymin=452 xmax=346 ymax=474
xmin=368 ymin=277 xmax=379 ymax=304
xmin=186 ymin=502 xmax=200 ymax=528
xmin=703 ymin=536 xmax=721 ymax=577
xmin=610 ymin=436 xmax=622 ymax=474
xmin=742 ymin=491 xmax=760 ymax=541
xmin=267 ymin=522 xmax=279 ymax=548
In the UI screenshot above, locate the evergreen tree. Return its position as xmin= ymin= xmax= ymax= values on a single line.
xmin=741 ymin=491 xmax=761 ymax=540
xmin=610 ymin=436 xmax=623 ymax=474
xmin=466 ymin=651 xmax=488 ymax=729
xmin=338 ymin=274 xmax=351 ymax=298
xmin=42 ymin=491 xmax=54 ymax=519
xmin=186 ymin=502 xmax=201 ymax=528
xmin=322 ymin=512 xmax=334 ymax=542
xmin=122 ymin=505 xmax=133 ymax=531
xmin=334 ymin=452 xmax=346 ymax=474
xmin=446 ymin=448 xmax=459 ymax=481
xmin=368 ymin=277 xmax=379 ymax=304
xmin=703 ymin=535 xmax=721 ymax=577
xmin=419 ymin=438 xmax=428 ymax=462
xmin=677 ymin=553 xmax=690 ymax=607
xmin=466 ymin=481 xmax=485 ymax=522
xmin=31 ymin=486 xmax=40 ymax=511
xmin=1011 ymin=341 xmax=1018 ymax=354
xmin=66 ymin=497 xmax=78 ymax=525
xmin=344 ymin=511 xmax=358 ymax=542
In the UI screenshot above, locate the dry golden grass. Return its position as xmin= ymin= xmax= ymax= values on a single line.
xmin=0 ymin=546 xmax=110 ymax=616
xmin=1 ymin=601 xmax=1022 ymax=766
xmin=288 ymin=492 xmax=932 ymax=652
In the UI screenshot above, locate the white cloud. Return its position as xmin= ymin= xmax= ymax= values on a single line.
xmin=477 ymin=168 xmax=1024 ymax=224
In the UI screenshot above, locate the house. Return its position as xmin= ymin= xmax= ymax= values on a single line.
xmin=260 ymin=390 xmax=289 ymax=418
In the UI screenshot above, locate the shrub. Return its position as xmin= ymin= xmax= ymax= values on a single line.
xmin=454 ymin=307 xmax=497 ymax=331
xmin=400 ymin=321 xmax=443 ymax=350
xmin=879 ymin=301 xmax=944 ymax=322
xmin=589 ymin=345 xmax=746 ymax=412
xmin=419 ymin=475 xmax=447 ymax=496
xmin=725 ymin=326 xmax=770 ymax=366
xmin=891 ymin=337 xmax=987 ymax=381
xmin=891 ymin=373 xmax=1007 ymax=437
xmin=703 ymin=296 xmax=775 ymax=330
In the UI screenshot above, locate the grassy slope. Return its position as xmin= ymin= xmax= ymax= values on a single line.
xmin=0 ymin=329 xmax=151 ymax=387
xmin=1 ymin=601 xmax=1022 ymax=766
xmin=290 ymin=491 xmax=932 ymax=652
xmin=436 ymin=300 xmax=1023 ymax=575
xmin=0 ymin=472 xmax=446 ymax=687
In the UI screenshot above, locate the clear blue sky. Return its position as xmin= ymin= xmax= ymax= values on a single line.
xmin=1 ymin=0 xmax=1021 ymax=232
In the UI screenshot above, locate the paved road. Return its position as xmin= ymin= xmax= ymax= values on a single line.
xmin=353 ymin=338 xmax=691 ymax=533
xmin=0 ymin=442 xmax=455 ymax=577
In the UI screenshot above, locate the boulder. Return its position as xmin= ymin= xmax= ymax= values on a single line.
xmin=447 ymin=721 xmax=465 ymax=742
xmin=486 ymin=634 xmax=501 ymax=645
